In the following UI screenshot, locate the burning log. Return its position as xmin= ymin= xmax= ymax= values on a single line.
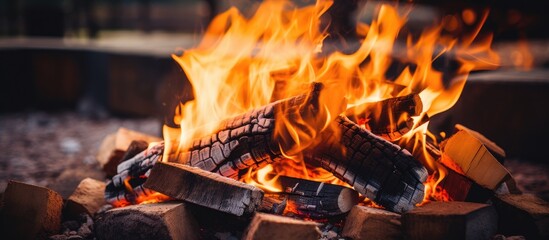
xmin=402 ymin=201 xmax=497 ymax=240
xmin=346 ymin=93 xmax=423 ymax=141
xmin=144 ymin=161 xmax=264 ymax=216
xmin=172 ymin=83 xmax=326 ymax=179
xmin=96 ymin=128 xmax=161 ymax=177
xmin=242 ymin=212 xmax=321 ymax=240
xmin=308 ymin=115 xmax=428 ymax=213
xmin=105 ymin=142 xmax=165 ymax=206
xmin=259 ymin=175 xmax=359 ymax=219
xmin=95 ymin=202 xmax=199 ymax=240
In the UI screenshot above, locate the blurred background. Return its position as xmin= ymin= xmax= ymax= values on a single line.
xmin=0 ymin=0 xmax=548 ymax=199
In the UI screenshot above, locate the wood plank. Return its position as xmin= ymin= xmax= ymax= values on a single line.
xmin=242 ymin=213 xmax=321 ymax=240
xmin=95 ymin=202 xmax=199 ymax=240
xmin=0 ymin=180 xmax=64 ymax=239
xmin=402 ymin=201 xmax=497 ymax=240
xmin=143 ymin=161 xmax=264 ymax=216
xmin=493 ymin=194 xmax=549 ymax=239
xmin=342 ymin=205 xmax=403 ymax=240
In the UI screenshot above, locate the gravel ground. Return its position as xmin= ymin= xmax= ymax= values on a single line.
xmin=0 ymin=111 xmax=160 ymax=197
xmin=0 ymin=111 xmax=547 ymax=202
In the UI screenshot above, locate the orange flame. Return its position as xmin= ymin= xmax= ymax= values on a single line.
xmin=165 ymin=1 xmax=499 ymax=200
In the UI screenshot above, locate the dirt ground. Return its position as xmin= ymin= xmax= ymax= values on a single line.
xmin=0 ymin=111 xmax=548 ymax=201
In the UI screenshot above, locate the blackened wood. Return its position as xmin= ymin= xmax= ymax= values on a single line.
xmin=171 ymin=83 xmax=324 ymax=180
xmin=95 ymin=202 xmax=199 ymax=240
xmin=120 ymin=140 xmax=149 ymax=162
xmin=243 ymin=213 xmax=321 ymax=240
xmin=308 ymin=115 xmax=428 ymax=213
xmin=493 ymin=194 xmax=549 ymax=239
xmin=342 ymin=206 xmax=403 ymax=240
xmin=274 ymin=175 xmax=359 ymax=218
xmin=0 ymin=180 xmax=64 ymax=239
xmin=346 ymin=94 xmax=423 ymax=141
xmin=144 ymin=161 xmax=264 ymax=216
xmin=437 ymin=163 xmax=492 ymax=202
xmin=402 ymin=201 xmax=497 ymax=240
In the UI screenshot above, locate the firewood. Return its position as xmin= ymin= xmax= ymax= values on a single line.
xmin=441 ymin=126 xmax=511 ymax=190
xmin=493 ymin=194 xmax=549 ymax=239
xmin=437 ymin=163 xmax=492 ymax=202
xmin=0 ymin=180 xmax=64 ymax=239
xmin=346 ymin=93 xmax=423 ymax=141
xmin=121 ymin=140 xmax=149 ymax=162
xmin=308 ymin=115 xmax=428 ymax=213
xmin=95 ymin=202 xmax=199 ymax=240
xmin=342 ymin=205 xmax=403 ymax=240
xmin=144 ymin=161 xmax=264 ymax=216
xmin=454 ymin=124 xmax=506 ymax=161
xmin=266 ymin=175 xmax=359 ymax=218
xmin=242 ymin=212 xmax=321 ymax=240
xmin=97 ymin=127 xmax=161 ymax=177
xmin=65 ymin=178 xmax=107 ymax=217
xmin=402 ymin=201 xmax=497 ymax=240
xmin=171 ymin=83 xmax=326 ymax=179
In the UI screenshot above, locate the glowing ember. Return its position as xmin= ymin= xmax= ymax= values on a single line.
xmin=164 ymin=0 xmax=500 ymax=203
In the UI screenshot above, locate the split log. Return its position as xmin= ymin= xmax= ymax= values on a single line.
xmin=65 ymin=178 xmax=107 ymax=217
xmin=95 ymin=202 xmax=199 ymax=240
xmin=144 ymin=161 xmax=264 ymax=216
xmin=441 ymin=126 xmax=511 ymax=190
xmin=342 ymin=205 xmax=403 ymax=240
xmin=493 ymin=194 xmax=549 ymax=239
xmin=96 ymin=128 xmax=161 ymax=177
xmin=0 ymin=180 xmax=64 ymax=239
xmin=346 ymin=93 xmax=423 ymax=141
xmin=308 ymin=115 xmax=428 ymax=213
xmin=437 ymin=162 xmax=492 ymax=202
xmin=242 ymin=213 xmax=321 ymax=240
xmin=402 ymin=201 xmax=497 ymax=240
xmin=259 ymin=175 xmax=359 ymax=219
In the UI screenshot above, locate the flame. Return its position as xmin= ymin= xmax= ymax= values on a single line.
xmin=165 ymin=1 xmax=499 ymax=202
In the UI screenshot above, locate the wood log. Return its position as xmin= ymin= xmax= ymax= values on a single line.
xmin=0 ymin=180 xmax=64 ymax=239
xmin=258 ymin=175 xmax=359 ymax=219
xmin=346 ymin=93 xmax=423 ymax=141
xmin=65 ymin=178 xmax=107 ymax=217
xmin=171 ymin=83 xmax=325 ymax=179
xmin=242 ymin=213 xmax=321 ymax=240
xmin=144 ymin=161 xmax=264 ymax=216
xmin=441 ymin=126 xmax=511 ymax=190
xmin=96 ymin=128 xmax=161 ymax=177
xmin=341 ymin=205 xmax=403 ymax=240
xmin=493 ymin=194 xmax=549 ymax=239
xmin=402 ymin=201 xmax=497 ymax=240
xmin=437 ymin=162 xmax=492 ymax=202
xmin=95 ymin=202 xmax=199 ymax=240
xmin=308 ymin=115 xmax=428 ymax=213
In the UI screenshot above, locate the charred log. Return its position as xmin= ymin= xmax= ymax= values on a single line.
xmin=346 ymin=93 xmax=423 ymax=141
xmin=307 ymin=115 xmax=428 ymax=213
xmin=259 ymin=175 xmax=359 ymax=219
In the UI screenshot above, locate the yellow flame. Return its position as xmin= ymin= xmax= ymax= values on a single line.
xmin=165 ymin=0 xmax=500 ymax=197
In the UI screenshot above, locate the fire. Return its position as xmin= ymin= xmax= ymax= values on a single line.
xmin=165 ymin=1 xmax=499 ymax=202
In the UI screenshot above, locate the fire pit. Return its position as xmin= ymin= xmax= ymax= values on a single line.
xmin=1 ymin=0 xmax=549 ymax=240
